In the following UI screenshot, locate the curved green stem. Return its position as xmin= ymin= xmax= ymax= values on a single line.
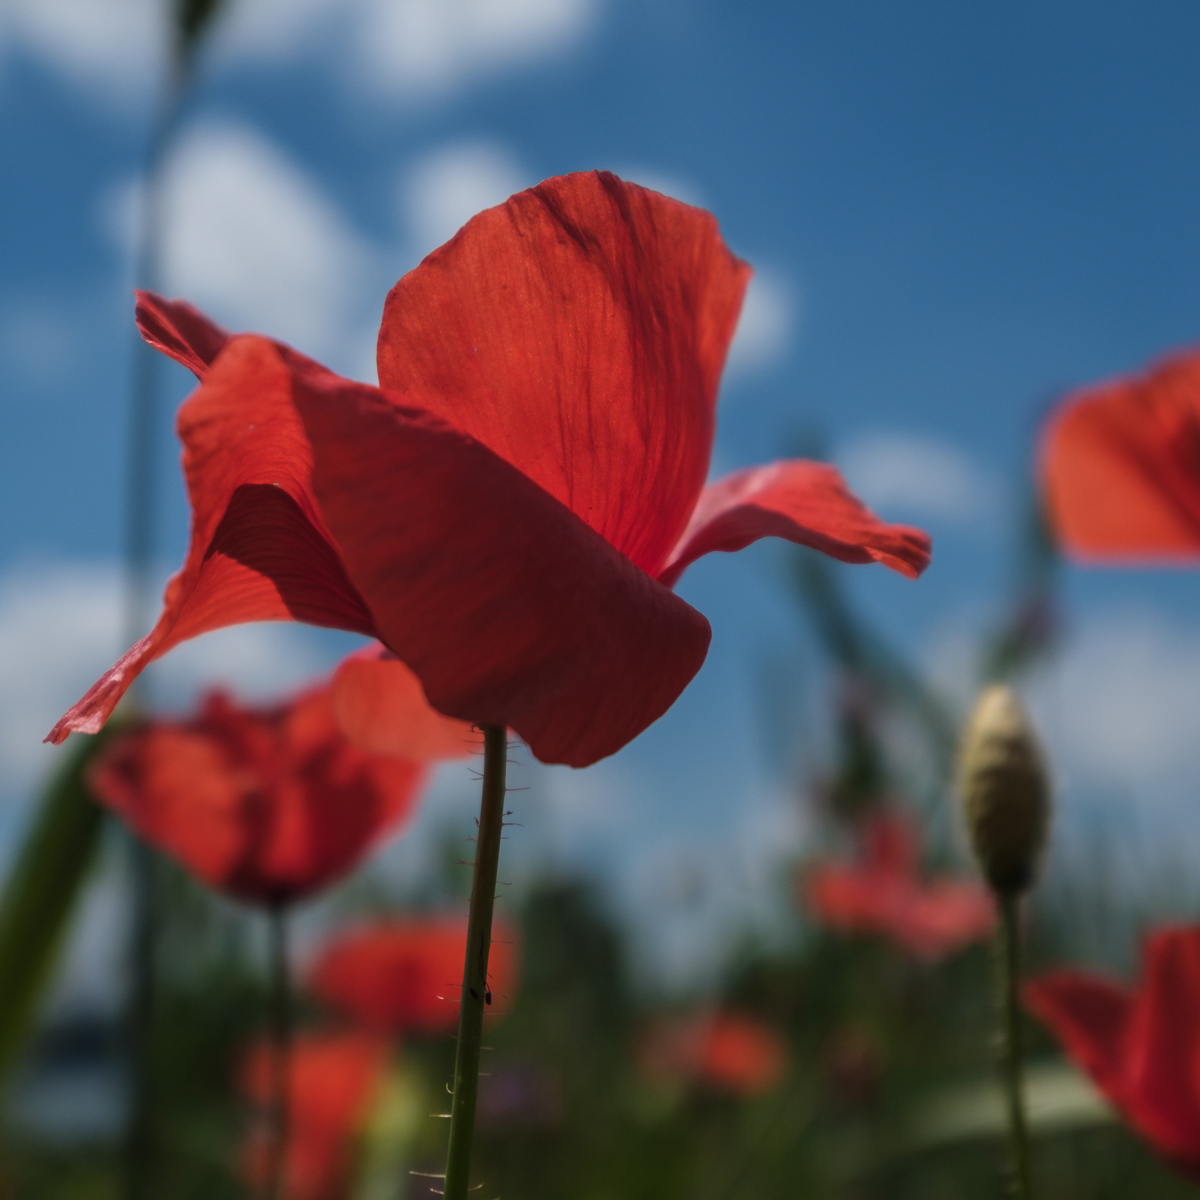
xmin=441 ymin=726 xmax=507 ymax=1200
xmin=997 ymin=890 xmax=1032 ymax=1200
xmin=264 ymin=903 xmax=291 ymax=1200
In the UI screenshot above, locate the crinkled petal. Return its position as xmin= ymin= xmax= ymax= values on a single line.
xmin=47 ymin=337 xmax=376 ymax=744
xmin=377 ymin=170 xmax=750 ymax=577
xmin=331 ymin=644 xmax=477 ymax=761
xmin=135 ymin=289 xmax=230 ymax=379
xmin=294 ymin=372 xmax=712 ymax=768
xmin=1026 ymin=934 xmax=1200 ymax=1177
xmin=659 ymin=461 xmax=932 ymax=588
xmin=1040 ymin=350 xmax=1200 ymax=562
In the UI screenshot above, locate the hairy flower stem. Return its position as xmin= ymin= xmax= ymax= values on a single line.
xmin=442 ymin=726 xmax=507 ymax=1200
xmin=265 ymin=903 xmax=292 ymax=1200
xmin=997 ymin=891 xmax=1032 ymax=1200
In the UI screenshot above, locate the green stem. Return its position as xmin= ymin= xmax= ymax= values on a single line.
xmin=441 ymin=726 xmax=507 ymax=1200
xmin=997 ymin=890 xmax=1032 ymax=1200
xmin=264 ymin=903 xmax=291 ymax=1200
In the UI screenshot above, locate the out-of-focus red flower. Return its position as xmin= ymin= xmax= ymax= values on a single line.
xmin=1026 ymin=926 xmax=1200 ymax=1181
xmin=1039 ymin=349 xmax=1200 ymax=563
xmin=802 ymin=811 xmax=996 ymax=962
xmin=240 ymin=1031 xmax=388 ymax=1200
xmin=89 ymin=686 xmax=432 ymax=905
xmin=308 ymin=917 xmax=520 ymax=1035
xmin=638 ymin=1010 xmax=788 ymax=1097
xmin=48 ymin=171 xmax=930 ymax=769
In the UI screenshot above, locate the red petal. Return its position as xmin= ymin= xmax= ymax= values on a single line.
xmin=294 ymin=372 xmax=712 ymax=768
xmin=377 ymin=171 xmax=750 ymax=577
xmin=88 ymin=687 xmax=427 ymax=904
xmin=1024 ymin=970 xmax=1132 ymax=1100
xmin=240 ymin=1031 xmax=389 ymax=1200
xmin=1125 ymin=927 xmax=1200 ymax=1163
xmin=308 ymin=918 xmax=520 ymax=1035
xmin=1039 ymin=350 xmax=1200 ymax=562
xmin=135 ymin=289 xmax=230 ymax=379
xmin=658 ymin=461 xmax=932 ymax=588
xmin=331 ymin=644 xmax=476 ymax=761
xmin=47 ymin=337 xmax=376 ymax=745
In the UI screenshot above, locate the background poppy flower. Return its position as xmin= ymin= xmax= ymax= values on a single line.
xmin=1039 ymin=348 xmax=1200 ymax=562
xmin=637 ymin=1010 xmax=789 ymax=1097
xmin=1025 ymin=926 xmax=1200 ymax=1181
xmin=802 ymin=811 xmax=996 ymax=962
xmin=240 ymin=1030 xmax=389 ymax=1200
xmin=88 ymin=685 xmax=432 ymax=906
xmin=49 ymin=170 xmax=930 ymax=768
xmin=308 ymin=917 xmax=520 ymax=1035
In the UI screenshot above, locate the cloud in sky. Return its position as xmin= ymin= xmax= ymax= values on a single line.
xmin=1027 ymin=609 xmax=1200 ymax=802
xmin=351 ymin=0 xmax=599 ymax=101
xmin=4 ymin=0 xmax=598 ymax=109
xmin=103 ymin=122 xmax=373 ymax=367
xmin=0 ymin=561 xmax=347 ymax=803
xmin=724 ymin=269 xmax=797 ymax=382
xmin=0 ymin=0 xmax=162 ymax=107
xmin=837 ymin=432 xmax=1000 ymax=526
xmin=402 ymin=139 xmax=532 ymax=255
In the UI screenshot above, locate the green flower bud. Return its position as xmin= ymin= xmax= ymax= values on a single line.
xmin=958 ymin=684 xmax=1050 ymax=894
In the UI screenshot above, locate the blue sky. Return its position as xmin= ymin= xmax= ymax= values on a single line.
xmin=5 ymin=0 xmax=1200 ymax=987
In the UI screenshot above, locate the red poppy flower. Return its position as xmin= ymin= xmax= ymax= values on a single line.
xmin=638 ymin=1010 xmax=788 ymax=1097
xmin=48 ymin=171 xmax=929 ymax=769
xmin=1039 ymin=348 xmax=1200 ymax=562
xmin=308 ymin=917 xmax=520 ymax=1035
xmin=802 ymin=810 xmax=996 ymax=962
xmin=88 ymin=685 xmax=434 ymax=905
xmin=1025 ymin=926 xmax=1200 ymax=1180
xmin=240 ymin=1030 xmax=389 ymax=1200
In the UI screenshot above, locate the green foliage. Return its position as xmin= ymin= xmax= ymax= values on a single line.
xmin=0 ymin=733 xmax=110 ymax=1083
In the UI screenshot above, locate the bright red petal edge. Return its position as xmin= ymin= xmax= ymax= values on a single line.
xmin=659 ymin=460 xmax=932 ymax=588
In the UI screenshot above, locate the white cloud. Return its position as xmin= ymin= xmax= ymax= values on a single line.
xmin=402 ymin=140 xmax=532 ymax=255
xmin=160 ymin=123 xmax=371 ymax=361
xmin=724 ymin=269 xmax=797 ymax=381
xmin=837 ymin=432 xmax=1000 ymax=525
xmin=1027 ymin=609 xmax=1200 ymax=803
xmin=0 ymin=562 xmax=347 ymax=803
xmin=4 ymin=0 xmax=598 ymax=109
xmin=352 ymin=0 xmax=598 ymax=101
xmin=103 ymin=122 xmax=373 ymax=365
xmin=0 ymin=0 xmax=162 ymax=106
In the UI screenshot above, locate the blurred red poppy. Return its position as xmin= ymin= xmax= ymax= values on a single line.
xmin=1026 ymin=926 xmax=1200 ymax=1181
xmin=89 ymin=686 xmax=432 ymax=905
xmin=1039 ymin=348 xmax=1200 ymax=563
xmin=638 ymin=1010 xmax=788 ymax=1097
xmin=49 ymin=171 xmax=929 ymax=768
xmin=802 ymin=811 xmax=996 ymax=962
xmin=240 ymin=1030 xmax=388 ymax=1200
xmin=309 ymin=917 xmax=520 ymax=1035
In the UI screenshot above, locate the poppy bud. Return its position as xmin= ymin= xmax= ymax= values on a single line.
xmin=958 ymin=685 xmax=1050 ymax=894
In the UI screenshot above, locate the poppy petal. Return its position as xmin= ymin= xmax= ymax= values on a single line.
xmin=1024 ymin=972 xmax=1133 ymax=1104
xmin=1040 ymin=351 xmax=1200 ymax=562
xmin=47 ymin=337 xmax=376 ymax=745
xmin=89 ymin=687 xmax=428 ymax=905
xmin=293 ymin=372 xmax=712 ymax=768
xmin=135 ymin=289 xmax=230 ymax=379
xmin=658 ymin=461 xmax=932 ymax=588
xmin=377 ymin=170 xmax=750 ymax=577
xmin=331 ymin=644 xmax=477 ymax=761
